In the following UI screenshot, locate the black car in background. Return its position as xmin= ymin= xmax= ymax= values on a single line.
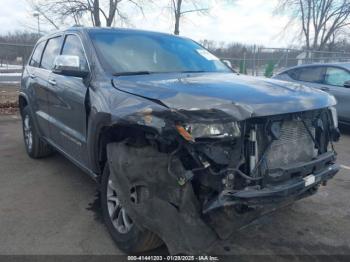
xmin=273 ymin=63 xmax=350 ymax=125
xmin=20 ymin=27 xmax=340 ymax=254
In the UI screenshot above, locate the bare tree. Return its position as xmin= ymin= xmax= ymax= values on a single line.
xmin=170 ymin=0 xmax=209 ymax=35
xmin=28 ymin=0 xmax=144 ymax=29
xmin=277 ymin=0 xmax=350 ymax=50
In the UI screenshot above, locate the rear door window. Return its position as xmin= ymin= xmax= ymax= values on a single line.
xmin=296 ymin=66 xmax=325 ymax=83
xmin=29 ymin=41 xmax=46 ymax=67
xmin=40 ymin=36 xmax=63 ymax=70
xmin=324 ymin=67 xmax=350 ymax=87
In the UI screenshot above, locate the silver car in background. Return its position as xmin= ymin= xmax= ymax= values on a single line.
xmin=273 ymin=63 xmax=350 ymax=125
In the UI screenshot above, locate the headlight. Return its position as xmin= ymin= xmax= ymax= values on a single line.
xmin=329 ymin=106 xmax=338 ymax=128
xmin=176 ymin=122 xmax=241 ymax=141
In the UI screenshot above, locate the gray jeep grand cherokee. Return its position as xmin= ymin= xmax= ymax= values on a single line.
xmin=19 ymin=27 xmax=340 ymax=254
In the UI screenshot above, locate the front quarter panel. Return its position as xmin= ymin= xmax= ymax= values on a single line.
xmin=86 ymin=79 xmax=170 ymax=174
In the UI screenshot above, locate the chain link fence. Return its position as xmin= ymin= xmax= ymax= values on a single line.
xmin=1 ymin=41 xmax=350 ymax=113
xmin=1 ymin=41 xmax=350 ymax=78
xmin=220 ymin=47 xmax=350 ymax=77
xmin=0 ymin=42 xmax=34 ymax=113
xmin=0 ymin=42 xmax=34 ymax=73
xmin=0 ymin=42 xmax=34 ymax=88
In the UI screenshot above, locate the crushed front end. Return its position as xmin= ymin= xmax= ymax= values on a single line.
xmin=107 ymin=106 xmax=340 ymax=254
xmin=169 ymin=107 xmax=340 ymax=234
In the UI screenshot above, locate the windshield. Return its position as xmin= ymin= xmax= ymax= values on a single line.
xmin=89 ymin=30 xmax=230 ymax=75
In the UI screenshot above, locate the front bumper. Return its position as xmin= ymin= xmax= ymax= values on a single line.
xmin=203 ymin=152 xmax=339 ymax=213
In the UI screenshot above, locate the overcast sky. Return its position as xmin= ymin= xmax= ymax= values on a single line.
xmin=0 ymin=0 xmax=298 ymax=47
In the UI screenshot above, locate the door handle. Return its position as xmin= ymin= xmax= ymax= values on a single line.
xmin=321 ymin=87 xmax=329 ymax=91
xmin=29 ymin=74 xmax=36 ymax=79
xmin=48 ymin=79 xmax=57 ymax=86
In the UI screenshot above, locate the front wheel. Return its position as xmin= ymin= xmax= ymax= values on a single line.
xmin=100 ymin=162 xmax=163 ymax=254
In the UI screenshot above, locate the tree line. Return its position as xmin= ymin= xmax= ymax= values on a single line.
xmin=1 ymin=0 xmax=350 ymax=55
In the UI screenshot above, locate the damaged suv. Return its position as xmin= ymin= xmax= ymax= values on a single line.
xmin=20 ymin=27 xmax=340 ymax=254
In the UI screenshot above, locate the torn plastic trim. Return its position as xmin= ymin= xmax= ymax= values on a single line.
xmin=106 ymin=142 xmax=218 ymax=254
xmin=203 ymin=154 xmax=339 ymax=214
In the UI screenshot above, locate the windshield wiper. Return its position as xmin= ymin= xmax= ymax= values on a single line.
xmin=179 ymin=70 xmax=208 ymax=73
xmin=113 ymin=71 xmax=151 ymax=77
xmin=113 ymin=70 xmax=212 ymax=76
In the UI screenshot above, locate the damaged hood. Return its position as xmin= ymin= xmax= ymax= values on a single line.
xmin=112 ymin=72 xmax=336 ymax=121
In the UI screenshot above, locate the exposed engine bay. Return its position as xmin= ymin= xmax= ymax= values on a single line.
xmin=107 ymin=107 xmax=340 ymax=254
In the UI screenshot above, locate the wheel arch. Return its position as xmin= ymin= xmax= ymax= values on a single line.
xmin=94 ymin=124 xmax=157 ymax=178
xmin=87 ymin=111 xmax=159 ymax=178
xmin=18 ymin=93 xmax=29 ymax=117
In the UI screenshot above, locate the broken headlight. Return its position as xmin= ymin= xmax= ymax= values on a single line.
xmin=177 ymin=122 xmax=241 ymax=141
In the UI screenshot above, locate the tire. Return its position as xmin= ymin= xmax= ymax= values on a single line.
xmin=22 ymin=106 xmax=54 ymax=159
xmin=101 ymin=162 xmax=163 ymax=254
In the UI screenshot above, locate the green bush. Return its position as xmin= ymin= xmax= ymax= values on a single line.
xmin=239 ymin=60 xmax=247 ymax=74
xmin=264 ymin=61 xmax=275 ymax=78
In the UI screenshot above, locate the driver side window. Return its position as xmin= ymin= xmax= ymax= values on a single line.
xmin=324 ymin=67 xmax=350 ymax=87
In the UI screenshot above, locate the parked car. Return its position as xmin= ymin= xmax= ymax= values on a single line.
xmin=20 ymin=27 xmax=340 ymax=255
xmin=273 ymin=63 xmax=350 ymax=125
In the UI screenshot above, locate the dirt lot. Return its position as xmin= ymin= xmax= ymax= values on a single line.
xmin=0 ymin=114 xmax=350 ymax=259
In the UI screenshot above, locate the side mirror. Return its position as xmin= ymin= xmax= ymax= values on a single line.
xmin=344 ymin=80 xmax=350 ymax=88
xmin=53 ymin=55 xmax=89 ymax=78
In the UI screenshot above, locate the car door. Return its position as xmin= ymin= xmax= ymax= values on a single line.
xmin=322 ymin=66 xmax=350 ymax=123
xmin=38 ymin=35 xmax=64 ymax=142
xmin=25 ymin=40 xmax=52 ymax=137
xmin=47 ymin=34 xmax=90 ymax=166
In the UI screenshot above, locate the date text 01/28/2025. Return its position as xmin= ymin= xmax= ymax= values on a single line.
xmin=127 ymin=255 xmax=220 ymax=261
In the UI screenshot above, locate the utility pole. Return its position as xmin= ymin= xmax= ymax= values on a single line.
xmin=33 ymin=12 xmax=41 ymax=37
xmin=253 ymin=44 xmax=256 ymax=76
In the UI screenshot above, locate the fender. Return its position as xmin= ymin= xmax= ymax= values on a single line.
xmin=86 ymin=110 xmax=111 ymax=175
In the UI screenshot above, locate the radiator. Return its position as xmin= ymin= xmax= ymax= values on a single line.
xmin=266 ymin=119 xmax=316 ymax=169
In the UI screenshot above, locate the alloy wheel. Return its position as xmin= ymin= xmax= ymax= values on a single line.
xmin=107 ymin=174 xmax=134 ymax=234
xmin=23 ymin=115 xmax=33 ymax=152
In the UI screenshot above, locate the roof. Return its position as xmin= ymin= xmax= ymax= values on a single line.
xmin=37 ymin=26 xmax=183 ymax=43
xmin=278 ymin=62 xmax=350 ymax=74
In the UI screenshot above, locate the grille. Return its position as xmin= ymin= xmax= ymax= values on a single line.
xmin=266 ymin=119 xmax=316 ymax=169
